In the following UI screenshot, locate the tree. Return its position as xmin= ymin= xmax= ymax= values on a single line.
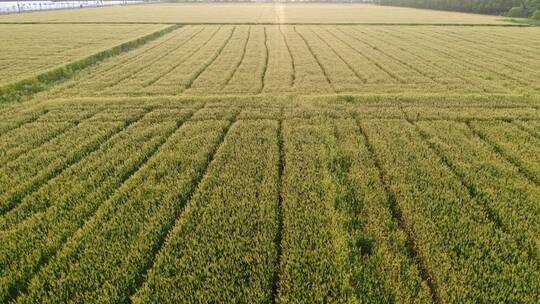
xmin=374 ymin=0 xmax=539 ymax=17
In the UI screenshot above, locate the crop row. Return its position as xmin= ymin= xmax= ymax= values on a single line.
xmin=377 ymin=27 xmax=540 ymax=91
xmin=36 ymin=25 xmax=540 ymax=99
xmin=9 ymin=114 xmax=232 ymax=303
xmin=413 ymin=120 xmax=540 ymax=256
xmin=134 ymin=119 xmax=280 ymax=303
xmin=358 ymin=118 xmax=539 ymax=302
xmin=0 ymin=100 xmax=539 ymax=302
xmin=0 ymin=108 xmax=99 ymax=165
xmin=0 ymin=107 xmax=199 ymax=302
xmin=0 ymin=3 xmax=511 ymax=24
xmin=275 ymin=117 xmax=433 ymax=303
xmin=0 ymin=107 xmax=149 ymax=215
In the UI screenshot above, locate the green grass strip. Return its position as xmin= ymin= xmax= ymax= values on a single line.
xmin=0 ymin=24 xmax=179 ymax=104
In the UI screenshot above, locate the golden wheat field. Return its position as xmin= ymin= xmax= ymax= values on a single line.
xmin=0 ymin=3 xmax=539 ymax=304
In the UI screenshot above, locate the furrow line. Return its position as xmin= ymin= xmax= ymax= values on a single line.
xmin=183 ymin=26 xmax=237 ymax=91
xmin=278 ymin=26 xmax=296 ymax=88
xmin=310 ymin=27 xmax=367 ymax=83
xmin=404 ymin=116 xmax=508 ymax=234
xmin=82 ymin=26 xmax=188 ymax=82
xmin=482 ymin=29 xmax=540 ymax=45
xmin=436 ymin=29 xmax=540 ymax=76
xmin=1 ymin=109 xmax=49 ymax=134
xmin=465 ymin=121 xmax=540 ymax=186
xmin=0 ymin=109 xmax=103 ymax=169
xmin=52 ymin=29 xmax=186 ymax=95
xmin=512 ymin=120 xmax=540 ymax=140
xmin=440 ymin=29 xmax=540 ymax=71
xmin=347 ymin=27 xmax=449 ymax=87
xmin=106 ymin=27 xmax=206 ymax=89
xmin=293 ymin=26 xmax=335 ymax=92
xmin=0 ymin=25 xmax=178 ymax=103
xmin=143 ymin=25 xmax=223 ymax=87
xmin=354 ymin=118 xmax=442 ymax=304
xmin=223 ymin=26 xmax=251 ymax=89
xmin=327 ymin=27 xmax=403 ymax=83
xmin=374 ymin=27 xmax=487 ymax=92
xmin=126 ymin=111 xmax=240 ymax=304
xmin=271 ymin=108 xmax=285 ymax=304
xmin=260 ymin=26 xmax=270 ymax=94
xmin=410 ymin=30 xmax=537 ymax=91
xmin=336 ymin=27 xmax=417 ymax=83
xmin=0 ymin=109 xmax=151 ymax=216
xmin=5 ymin=106 xmax=203 ymax=304
xmin=406 ymin=115 xmax=540 ymax=264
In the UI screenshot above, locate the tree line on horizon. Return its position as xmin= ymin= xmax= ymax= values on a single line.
xmin=374 ymin=0 xmax=540 ymax=18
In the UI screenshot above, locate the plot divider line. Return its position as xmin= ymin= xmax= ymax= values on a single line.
xmin=222 ymin=25 xmax=251 ymax=89
xmin=327 ymin=27 xmax=403 ymax=83
xmin=374 ymin=27 xmax=487 ymax=93
xmin=271 ymin=107 xmax=285 ymax=304
xmin=183 ymin=26 xmax=238 ymax=92
xmin=511 ymin=120 xmax=540 ymax=141
xmin=402 ymin=114 xmax=509 ymax=234
xmin=143 ymin=25 xmax=223 ymax=88
xmin=0 ymin=108 xmax=103 ymax=170
xmin=293 ymin=26 xmax=335 ymax=92
xmin=260 ymin=26 xmax=270 ymax=94
xmin=309 ymin=26 xmax=367 ymax=83
xmin=0 ymin=108 xmax=49 ymax=135
xmin=353 ymin=116 xmax=441 ymax=304
xmin=0 ymin=108 xmax=151 ymax=217
xmin=105 ymin=26 xmax=205 ymax=90
xmin=278 ymin=26 xmax=296 ymax=88
xmin=7 ymin=105 xmax=206 ymax=304
xmin=0 ymin=21 xmax=532 ymax=27
xmin=465 ymin=120 xmax=540 ymax=186
xmin=347 ymin=27 xmax=447 ymax=87
xmin=125 ymin=110 xmax=240 ymax=304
